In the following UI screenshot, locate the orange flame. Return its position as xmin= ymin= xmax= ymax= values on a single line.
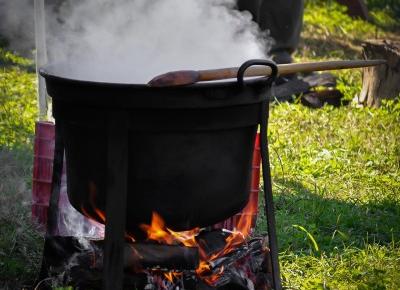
xmin=140 ymin=212 xmax=200 ymax=247
xmin=139 ymin=198 xmax=257 ymax=285
xmin=203 ymin=266 xmax=224 ymax=285
xmin=140 ymin=212 xmax=175 ymax=244
xmin=164 ymin=272 xmax=174 ymax=282
xmin=81 ymin=181 xmax=135 ymax=242
xmin=81 ymin=181 xmax=257 ymax=286
xmin=81 ymin=182 xmax=106 ymax=224
xmin=163 ymin=272 xmax=182 ymax=283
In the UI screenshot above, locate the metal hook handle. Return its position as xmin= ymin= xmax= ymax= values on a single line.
xmin=237 ymin=59 xmax=278 ymax=86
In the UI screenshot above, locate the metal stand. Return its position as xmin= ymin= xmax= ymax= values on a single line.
xmin=238 ymin=59 xmax=282 ymax=290
xmin=103 ymin=112 xmax=129 ymax=290
xmin=260 ymin=100 xmax=282 ymax=290
xmin=38 ymin=114 xmax=129 ymax=289
xmin=38 ymin=120 xmax=64 ymax=284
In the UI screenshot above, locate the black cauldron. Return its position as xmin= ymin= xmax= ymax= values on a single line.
xmin=40 ymin=60 xmax=277 ymax=237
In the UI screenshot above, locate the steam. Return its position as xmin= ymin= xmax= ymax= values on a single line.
xmin=0 ymin=0 xmax=270 ymax=82
xmin=1 ymin=0 xmax=270 ymax=82
xmin=47 ymin=0 xmax=271 ymax=83
xmin=57 ymin=173 xmax=104 ymax=239
xmin=0 ymin=0 xmax=34 ymax=54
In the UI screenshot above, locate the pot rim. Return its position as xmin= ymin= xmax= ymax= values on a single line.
xmin=39 ymin=64 xmax=268 ymax=89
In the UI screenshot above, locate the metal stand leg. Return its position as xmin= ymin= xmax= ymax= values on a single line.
xmin=260 ymin=100 xmax=282 ymax=290
xmin=46 ymin=121 xmax=64 ymax=236
xmin=38 ymin=120 xmax=64 ymax=282
xmin=103 ymin=112 xmax=129 ymax=290
xmin=237 ymin=59 xmax=281 ymax=289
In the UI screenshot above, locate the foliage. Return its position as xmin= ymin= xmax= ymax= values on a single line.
xmin=0 ymin=67 xmax=37 ymax=148
xmin=0 ymin=47 xmax=34 ymax=67
xmin=370 ymin=9 xmax=400 ymax=31
xmin=307 ymin=0 xmax=400 ymax=29
xmin=304 ymin=1 xmax=377 ymax=41
xmin=367 ymin=0 xmax=400 ymax=21
xmin=300 ymin=1 xmax=399 ymax=62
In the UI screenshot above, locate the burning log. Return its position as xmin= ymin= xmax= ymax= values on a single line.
xmin=39 ymin=234 xmax=272 ymax=290
xmin=39 ymin=237 xmax=199 ymax=288
xmin=76 ymin=239 xmax=200 ymax=271
xmin=195 ymin=229 xmax=231 ymax=257
xmin=124 ymin=242 xmax=200 ymax=271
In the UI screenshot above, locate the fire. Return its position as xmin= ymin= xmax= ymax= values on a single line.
xmin=140 ymin=212 xmax=175 ymax=244
xmin=202 ymin=196 xmax=258 ymax=264
xmin=195 ymin=261 xmax=211 ymax=275
xmin=203 ymin=266 xmax=224 ymax=286
xmin=81 ymin=182 xmax=135 ymax=242
xmin=163 ymin=272 xmax=182 ymax=283
xmin=81 ymin=181 xmax=106 ymax=224
xmin=138 ymin=197 xmax=257 ymax=285
xmin=140 ymin=212 xmax=200 ymax=247
xmin=80 ymin=182 xmax=258 ymax=286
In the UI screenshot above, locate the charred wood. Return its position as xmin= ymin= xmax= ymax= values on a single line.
xmin=38 ymin=236 xmax=271 ymax=290
xmin=39 ymin=237 xmax=199 ymax=288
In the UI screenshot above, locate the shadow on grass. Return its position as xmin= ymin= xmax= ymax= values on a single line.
xmin=257 ymin=178 xmax=400 ymax=254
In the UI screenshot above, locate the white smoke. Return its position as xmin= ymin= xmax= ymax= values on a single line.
xmin=47 ymin=0 xmax=271 ymax=83
xmin=0 ymin=0 xmax=271 ymax=82
xmin=57 ymin=169 xmax=104 ymax=238
xmin=0 ymin=0 xmax=35 ymax=55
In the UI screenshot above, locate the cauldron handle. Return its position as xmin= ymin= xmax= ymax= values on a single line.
xmin=237 ymin=59 xmax=278 ymax=86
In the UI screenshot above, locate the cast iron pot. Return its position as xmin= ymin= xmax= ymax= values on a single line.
xmin=40 ymin=60 xmax=277 ymax=238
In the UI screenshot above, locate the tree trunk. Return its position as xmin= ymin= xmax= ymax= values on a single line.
xmin=358 ymin=39 xmax=400 ymax=107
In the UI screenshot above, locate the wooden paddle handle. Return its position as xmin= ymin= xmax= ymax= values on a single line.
xmin=198 ymin=59 xmax=387 ymax=82
xmin=148 ymin=59 xmax=386 ymax=87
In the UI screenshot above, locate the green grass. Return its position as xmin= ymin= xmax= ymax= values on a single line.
xmin=281 ymin=243 xmax=400 ymax=289
xmin=0 ymin=148 xmax=43 ymax=289
xmin=0 ymin=48 xmax=37 ymax=148
xmin=0 ymin=48 xmax=41 ymax=289
xmin=255 ymin=2 xmax=400 ymax=288
xmin=256 ymin=101 xmax=400 ymax=288
xmin=0 ymin=1 xmax=399 ymax=289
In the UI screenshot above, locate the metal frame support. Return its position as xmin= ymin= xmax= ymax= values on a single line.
xmin=238 ymin=59 xmax=282 ymax=289
xmin=260 ymin=100 xmax=282 ymax=290
xmin=103 ymin=112 xmax=129 ymax=290
xmin=46 ymin=121 xmax=64 ymax=237
xmin=38 ymin=120 xmax=64 ymax=283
